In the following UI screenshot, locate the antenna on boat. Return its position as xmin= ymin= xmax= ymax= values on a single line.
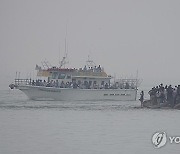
xmin=41 ymin=59 xmax=52 ymax=69
xmin=59 ymin=52 xmax=69 ymax=68
xmin=15 ymin=71 xmax=17 ymax=79
xmin=65 ymin=38 xmax=67 ymax=55
xmin=65 ymin=22 xmax=69 ymax=57
xmin=135 ymin=69 xmax=139 ymax=89
xmin=18 ymin=72 xmax=20 ymax=79
xmin=65 ymin=22 xmax=68 ymax=55
xmin=58 ymin=41 xmax=61 ymax=67
xmin=59 ymin=26 xmax=69 ymax=68
xmin=58 ymin=40 xmax=69 ymax=68
xmin=136 ymin=69 xmax=138 ymax=79
xmin=86 ymin=55 xmax=96 ymax=68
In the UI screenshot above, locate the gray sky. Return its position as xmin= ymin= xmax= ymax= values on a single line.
xmin=1 ymin=0 xmax=180 ymax=88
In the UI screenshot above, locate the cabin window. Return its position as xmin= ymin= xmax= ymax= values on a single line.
xmin=66 ymin=75 xmax=71 ymax=79
xmin=77 ymin=80 xmax=81 ymax=85
xmin=72 ymin=79 xmax=76 ymax=82
xmin=58 ymin=73 xmax=66 ymax=79
xmin=84 ymin=81 xmax=88 ymax=85
xmin=89 ymin=81 xmax=92 ymax=86
xmin=52 ymin=72 xmax=58 ymax=79
xmin=101 ymin=81 xmax=104 ymax=85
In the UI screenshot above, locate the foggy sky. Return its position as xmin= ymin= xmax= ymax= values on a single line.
xmin=1 ymin=0 xmax=180 ymax=88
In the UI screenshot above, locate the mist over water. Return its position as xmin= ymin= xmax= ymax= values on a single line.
xmin=1 ymin=0 xmax=180 ymax=153
xmin=1 ymin=0 xmax=180 ymax=86
xmin=0 ymin=88 xmax=180 ymax=154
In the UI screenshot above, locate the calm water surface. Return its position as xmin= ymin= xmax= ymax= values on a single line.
xmin=0 ymin=88 xmax=180 ymax=154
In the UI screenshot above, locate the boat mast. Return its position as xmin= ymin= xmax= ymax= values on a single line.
xmin=135 ymin=69 xmax=138 ymax=89
xmin=59 ymin=26 xmax=69 ymax=68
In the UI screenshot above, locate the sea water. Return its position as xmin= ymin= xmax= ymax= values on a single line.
xmin=0 ymin=87 xmax=180 ymax=154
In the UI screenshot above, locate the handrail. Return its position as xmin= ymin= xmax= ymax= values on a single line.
xmin=15 ymin=79 xmax=32 ymax=86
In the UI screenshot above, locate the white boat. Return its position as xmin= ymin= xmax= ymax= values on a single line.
xmin=16 ymin=85 xmax=138 ymax=101
xmin=11 ymin=57 xmax=139 ymax=101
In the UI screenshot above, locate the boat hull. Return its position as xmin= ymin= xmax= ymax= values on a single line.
xmin=17 ymin=85 xmax=137 ymax=101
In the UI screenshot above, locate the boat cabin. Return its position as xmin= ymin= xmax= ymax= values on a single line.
xmin=37 ymin=66 xmax=111 ymax=89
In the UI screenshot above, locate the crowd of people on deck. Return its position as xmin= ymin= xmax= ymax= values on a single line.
xmin=81 ymin=65 xmax=102 ymax=73
xmin=31 ymin=79 xmax=109 ymax=89
xmin=30 ymin=79 xmax=135 ymax=90
xmin=148 ymin=84 xmax=180 ymax=107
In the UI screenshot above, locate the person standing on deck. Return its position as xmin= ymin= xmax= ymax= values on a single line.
xmin=167 ymin=85 xmax=173 ymax=107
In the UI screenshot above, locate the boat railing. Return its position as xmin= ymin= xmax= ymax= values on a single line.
xmin=15 ymin=79 xmax=32 ymax=86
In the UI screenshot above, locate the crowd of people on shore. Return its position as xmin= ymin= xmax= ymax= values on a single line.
xmin=148 ymin=84 xmax=180 ymax=107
